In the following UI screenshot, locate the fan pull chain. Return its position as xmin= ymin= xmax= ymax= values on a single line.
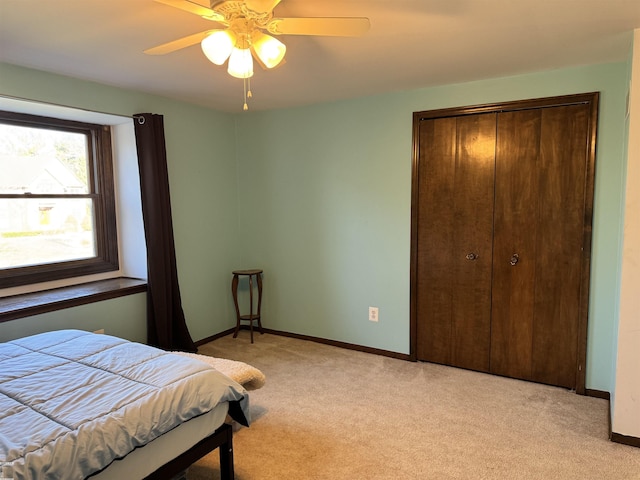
xmin=243 ymin=77 xmax=248 ymax=111
xmin=242 ymin=76 xmax=253 ymax=111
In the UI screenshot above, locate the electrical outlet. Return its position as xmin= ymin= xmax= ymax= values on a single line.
xmin=369 ymin=307 xmax=379 ymax=322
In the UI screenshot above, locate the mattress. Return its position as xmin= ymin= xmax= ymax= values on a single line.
xmin=0 ymin=329 xmax=249 ymax=480
xmin=89 ymin=402 xmax=230 ymax=479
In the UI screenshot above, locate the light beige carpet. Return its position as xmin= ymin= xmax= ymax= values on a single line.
xmin=188 ymin=332 xmax=640 ymax=480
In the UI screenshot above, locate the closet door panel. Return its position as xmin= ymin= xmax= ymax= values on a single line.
xmin=416 ymin=117 xmax=457 ymax=364
xmin=532 ymin=104 xmax=589 ymax=388
xmin=490 ymin=110 xmax=541 ymax=380
xmin=450 ymin=114 xmax=496 ymax=372
xmin=415 ymin=114 xmax=496 ymax=371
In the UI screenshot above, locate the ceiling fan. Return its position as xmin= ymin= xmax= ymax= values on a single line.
xmin=145 ymin=0 xmax=371 ymax=109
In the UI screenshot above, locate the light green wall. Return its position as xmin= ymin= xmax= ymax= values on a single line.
xmin=235 ymin=62 xmax=629 ymax=391
xmin=0 ymin=294 xmax=147 ymax=343
xmin=0 ymin=62 xmax=241 ymax=342
xmin=0 ymin=61 xmax=630 ymax=392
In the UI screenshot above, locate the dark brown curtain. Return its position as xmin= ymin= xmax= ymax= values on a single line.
xmin=133 ymin=113 xmax=196 ymax=352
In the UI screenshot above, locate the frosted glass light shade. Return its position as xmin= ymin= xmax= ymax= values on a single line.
xmin=227 ymin=47 xmax=254 ymax=78
xmin=251 ymin=32 xmax=286 ymax=68
xmin=201 ymin=30 xmax=236 ymax=65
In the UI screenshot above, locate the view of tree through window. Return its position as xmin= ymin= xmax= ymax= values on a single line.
xmin=0 ymin=110 xmax=118 ymax=288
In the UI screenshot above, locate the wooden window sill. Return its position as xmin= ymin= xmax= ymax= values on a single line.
xmin=0 ymin=277 xmax=147 ymax=323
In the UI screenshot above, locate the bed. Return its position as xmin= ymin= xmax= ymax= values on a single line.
xmin=0 ymin=329 xmax=250 ymax=480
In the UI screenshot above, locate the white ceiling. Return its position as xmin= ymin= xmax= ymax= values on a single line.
xmin=1 ymin=0 xmax=640 ymax=113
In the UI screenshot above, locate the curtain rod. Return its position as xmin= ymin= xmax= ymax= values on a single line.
xmin=0 ymin=93 xmax=146 ymax=124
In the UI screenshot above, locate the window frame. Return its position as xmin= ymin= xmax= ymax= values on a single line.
xmin=0 ymin=110 xmax=119 ymax=288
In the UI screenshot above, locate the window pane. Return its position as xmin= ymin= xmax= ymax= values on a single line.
xmin=0 ymin=198 xmax=96 ymax=269
xmin=0 ymin=123 xmax=89 ymax=194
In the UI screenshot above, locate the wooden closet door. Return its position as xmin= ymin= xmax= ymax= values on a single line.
xmin=531 ymin=104 xmax=590 ymax=388
xmin=412 ymin=93 xmax=597 ymax=392
xmin=490 ymin=104 xmax=591 ymax=389
xmin=416 ymin=113 xmax=496 ymax=372
xmin=490 ymin=109 xmax=541 ymax=380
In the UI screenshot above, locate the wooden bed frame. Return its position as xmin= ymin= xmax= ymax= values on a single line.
xmin=143 ymin=423 xmax=234 ymax=480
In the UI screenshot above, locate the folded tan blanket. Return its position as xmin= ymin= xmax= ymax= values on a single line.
xmin=173 ymin=352 xmax=266 ymax=391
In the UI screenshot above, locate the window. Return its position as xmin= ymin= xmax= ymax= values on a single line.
xmin=0 ymin=110 xmax=118 ymax=288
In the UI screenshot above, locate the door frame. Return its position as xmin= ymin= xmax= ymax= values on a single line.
xmin=409 ymin=92 xmax=599 ymax=395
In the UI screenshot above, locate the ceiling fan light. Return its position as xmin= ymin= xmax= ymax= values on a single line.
xmin=251 ymin=32 xmax=286 ymax=69
xmin=227 ymin=47 xmax=254 ymax=78
xmin=201 ymin=30 xmax=236 ymax=65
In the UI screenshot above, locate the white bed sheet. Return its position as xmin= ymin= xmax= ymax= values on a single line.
xmin=90 ymin=402 xmax=230 ymax=479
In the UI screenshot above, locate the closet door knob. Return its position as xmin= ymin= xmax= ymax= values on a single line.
xmin=510 ymin=253 xmax=519 ymax=266
xmin=466 ymin=253 xmax=478 ymax=260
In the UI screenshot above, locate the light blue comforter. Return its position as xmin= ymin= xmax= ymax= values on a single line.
xmin=0 ymin=329 xmax=249 ymax=480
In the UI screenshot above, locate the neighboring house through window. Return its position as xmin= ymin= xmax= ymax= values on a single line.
xmin=0 ymin=110 xmax=119 ymax=288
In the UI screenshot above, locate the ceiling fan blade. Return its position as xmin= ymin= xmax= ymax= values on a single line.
xmin=244 ymin=0 xmax=282 ymax=13
xmin=144 ymin=30 xmax=216 ymax=55
xmin=154 ymin=0 xmax=225 ymax=21
xmin=267 ymin=17 xmax=370 ymax=37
